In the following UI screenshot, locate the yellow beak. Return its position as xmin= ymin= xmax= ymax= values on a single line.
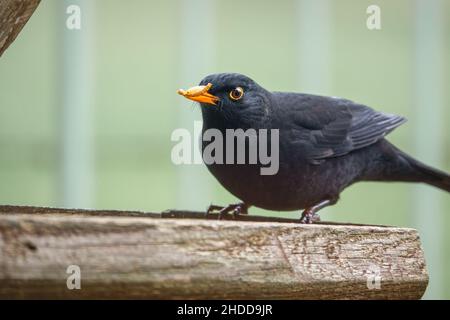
xmin=177 ymin=83 xmax=219 ymax=105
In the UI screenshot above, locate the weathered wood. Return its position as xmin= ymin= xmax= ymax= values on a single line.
xmin=0 ymin=205 xmax=428 ymax=299
xmin=0 ymin=0 xmax=41 ymax=57
xmin=0 ymin=204 xmax=386 ymax=226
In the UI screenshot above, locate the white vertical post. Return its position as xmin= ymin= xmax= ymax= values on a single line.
xmin=296 ymin=0 xmax=332 ymax=94
xmin=177 ymin=0 xmax=216 ymax=209
xmin=59 ymin=0 xmax=94 ymax=208
xmin=412 ymin=0 xmax=445 ymax=299
xmin=296 ymin=0 xmax=333 ymax=217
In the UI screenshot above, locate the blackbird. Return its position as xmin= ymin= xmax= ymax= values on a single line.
xmin=178 ymin=73 xmax=450 ymax=223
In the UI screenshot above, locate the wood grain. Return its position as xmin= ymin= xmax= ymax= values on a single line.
xmin=0 ymin=205 xmax=428 ymax=299
xmin=0 ymin=0 xmax=41 ymax=57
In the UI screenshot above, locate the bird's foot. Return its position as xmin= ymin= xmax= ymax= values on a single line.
xmin=299 ymin=208 xmax=321 ymax=224
xmin=299 ymin=198 xmax=338 ymax=224
xmin=206 ymin=203 xmax=249 ymax=220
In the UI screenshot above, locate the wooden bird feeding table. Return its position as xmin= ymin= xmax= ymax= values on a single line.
xmin=0 ymin=205 xmax=428 ymax=299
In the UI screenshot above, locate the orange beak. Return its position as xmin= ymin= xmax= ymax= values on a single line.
xmin=177 ymin=83 xmax=219 ymax=105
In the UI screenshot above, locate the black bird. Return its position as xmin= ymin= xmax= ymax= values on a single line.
xmin=178 ymin=73 xmax=450 ymax=223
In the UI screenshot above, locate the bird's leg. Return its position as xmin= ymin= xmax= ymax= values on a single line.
xmin=300 ymin=198 xmax=336 ymax=224
xmin=206 ymin=202 xmax=250 ymax=219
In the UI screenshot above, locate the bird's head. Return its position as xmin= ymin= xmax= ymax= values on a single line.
xmin=177 ymin=73 xmax=271 ymax=126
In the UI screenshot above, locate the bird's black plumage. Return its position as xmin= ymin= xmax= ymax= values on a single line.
xmin=274 ymin=92 xmax=407 ymax=162
xmin=181 ymin=73 xmax=450 ymax=222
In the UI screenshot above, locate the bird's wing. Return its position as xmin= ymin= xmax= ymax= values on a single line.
xmin=282 ymin=94 xmax=407 ymax=163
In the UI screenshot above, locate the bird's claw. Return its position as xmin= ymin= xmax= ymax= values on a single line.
xmin=206 ymin=203 xmax=249 ymax=220
xmin=299 ymin=209 xmax=321 ymax=224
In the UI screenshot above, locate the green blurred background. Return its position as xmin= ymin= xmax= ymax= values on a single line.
xmin=0 ymin=0 xmax=449 ymax=298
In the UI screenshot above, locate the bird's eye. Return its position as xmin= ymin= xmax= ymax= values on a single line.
xmin=229 ymin=87 xmax=244 ymax=101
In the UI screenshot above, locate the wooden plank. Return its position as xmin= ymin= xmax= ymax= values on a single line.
xmin=0 ymin=206 xmax=428 ymax=299
xmin=0 ymin=0 xmax=41 ymax=56
xmin=0 ymin=205 xmax=391 ymax=226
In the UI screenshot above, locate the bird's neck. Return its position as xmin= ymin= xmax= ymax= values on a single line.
xmin=200 ymin=107 xmax=270 ymax=132
xmin=201 ymin=109 xmax=227 ymax=131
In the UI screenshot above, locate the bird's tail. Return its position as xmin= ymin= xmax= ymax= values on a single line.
xmin=398 ymin=152 xmax=450 ymax=193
